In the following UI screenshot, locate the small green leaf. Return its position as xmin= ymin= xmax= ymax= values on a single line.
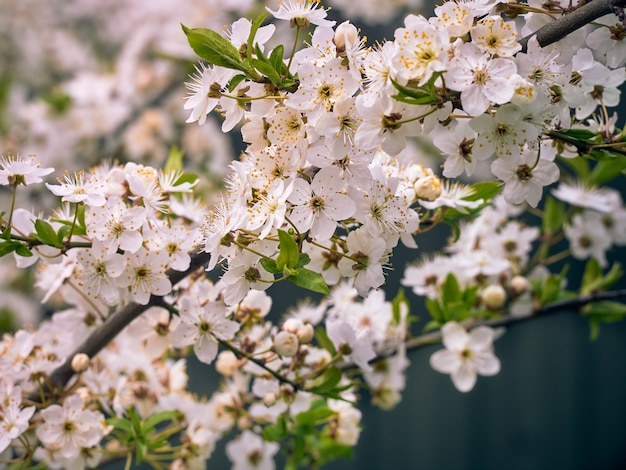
xmin=247 ymin=12 xmax=270 ymax=61
xmin=260 ymin=258 xmax=280 ymax=274
xmin=391 ymin=288 xmax=409 ymax=325
xmin=467 ymin=181 xmax=502 ymax=202
xmin=295 ymin=403 xmax=336 ymax=426
xmin=289 ymin=268 xmax=330 ymax=294
xmin=589 ymin=154 xmax=626 ymax=185
xmin=308 ymin=367 xmax=342 ymax=395
xmin=277 ymin=229 xmax=300 ymax=270
xmin=34 ymin=219 xmax=62 ymax=248
xmin=262 ymin=415 xmax=288 ymax=441
xmin=558 ymin=155 xmax=590 ymax=180
xmin=425 ymin=298 xmax=443 ymax=322
xmin=0 ymin=241 xmax=23 ymax=257
xmin=164 ymin=146 xmax=184 ymax=173
xmin=228 ymin=74 xmax=247 ymax=92
xmin=296 ymin=253 xmax=311 ymax=268
xmin=15 ymin=245 xmax=32 ymax=257
xmin=182 ymin=25 xmax=249 ymax=73
xmin=423 ymin=319 xmax=441 ymax=333
xmin=542 ymin=196 xmax=565 ymax=236
xmin=441 ymin=273 xmax=461 ymax=304
xmin=144 ymin=410 xmax=182 ymax=432
xmin=315 ymin=327 xmax=336 ymax=355
xmin=269 ymin=44 xmax=286 ymax=76
xmin=251 ymin=58 xmax=282 ymax=85
xmin=107 ymin=417 xmax=133 ymax=433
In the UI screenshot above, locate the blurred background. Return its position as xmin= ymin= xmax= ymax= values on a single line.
xmin=2 ymin=0 xmax=626 ymax=468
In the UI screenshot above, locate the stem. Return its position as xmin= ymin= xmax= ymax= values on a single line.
xmin=4 ymin=184 xmax=18 ymax=238
xmin=216 ymin=337 xmax=301 ymax=390
xmin=286 ymin=26 xmax=301 ymax=74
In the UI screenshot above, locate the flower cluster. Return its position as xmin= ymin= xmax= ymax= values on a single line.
xmin=1 ymin=0 xmax=626 ymax=468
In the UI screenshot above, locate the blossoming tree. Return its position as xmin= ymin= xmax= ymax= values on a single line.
xmin=2 ymin=0 xmax=626 ymax=468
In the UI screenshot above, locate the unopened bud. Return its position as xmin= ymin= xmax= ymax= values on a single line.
xmin=481 ymin=284 xmax=506 ymax=309
xmin=262 ymin=392 xmax=278 ymax=407
xmin=71 ymin=353 xmax=90 ymax=373
xmin=297 ymin=323 xmax=315 ymax=344
xmin=414 ymin=175 xmax=442 ymax=201
xmin=510 ymin=275 xmax=530 ymax=296
xmin=282 ymin=318 xmax=303 ymax=334
xmin=334 ymin=21 xmax=359 ymax=56
xmin=237 ymin=415 xmax=253 ymax=430
xmin=280 ymin=384 xmax=295 ymax=403
xmin=216 ymin=351 xmax=240 ymax=376
xmin=273 ymin=331 xmax=299 ymax=357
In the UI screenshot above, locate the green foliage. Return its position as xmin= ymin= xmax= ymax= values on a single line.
xmin=581 ymin=259 xmax=623 ymax=295
xmin=106 ymin=408 xmax=183 ymax=466
xmin=584 ymin=301 xmax=626 ymax=341
xmin=391 ymin=72 xmax=443 ymax=106
xmin=263 ymin=400 xmax=353 ymax=469
xmin=181 ymin=25 xmax=250 ymax=74
xmin=542 ymin=196 xmax=565 ymax=236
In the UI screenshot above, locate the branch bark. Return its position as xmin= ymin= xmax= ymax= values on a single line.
xmin=47 ymin=249 xmax=211 ymax=391
xmin=519 ymin=0 xmax=626 ymax=51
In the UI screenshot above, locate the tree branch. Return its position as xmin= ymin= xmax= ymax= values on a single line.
xmin=519 ymin=0 xmax=626 ymax=51
xmin=47 ymin=249 xmax=211 ymax=391
xmin=342 ymin=288 xmax=626 ymax=371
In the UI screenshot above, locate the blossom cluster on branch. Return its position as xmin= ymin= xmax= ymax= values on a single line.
xmin=2 ymin=0 xmax=626 ymax=469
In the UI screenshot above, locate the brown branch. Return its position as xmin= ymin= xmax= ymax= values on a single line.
xmin=47 ymin=249 xmax=211 ymax=391
xmin=519 ymin=0 xmax=626 ymax=51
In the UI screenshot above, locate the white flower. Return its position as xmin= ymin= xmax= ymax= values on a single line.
xmin=172 ymin=297 xmax=239 ymax=365
xmin=0 ymin=153 xmax=53 ymax=187
xmin=46 ymin=171 xmax=107 ymax=206
xmin=226 ymin=430 xmax=279 ymax=470
xmin=430 ymin=321 xmax=501 ymax=392
xmin=0 ymin=382 xmax=35 ymax=453
xmin=564 ymin=211 xmax=613 ymax=267
xmin=288 ymin=170 xmax=356 ymax=240
xmin=491 ymin=149 xmax=560 ymax=207
xmin=337 ymin=227 xmax=387 ymax=297
xmin=116 ymin=248 xmax=172 ymax=305
xmin=36 ymin=395 xmax=108 ymax=460
xmin=326 ymin=318 xmax=376 ymax=372
xmin=446 ymin=43 xmax=518 ymax=116
xmin=184 ymin=64 xmax=235 ymax=125
xmin=86 ymin=197 xmax=146 ymax=253
xmin=76 ymin=240 xmax=125 ymax=306
xmin=266 ymin=0 xmax=335 ymax=29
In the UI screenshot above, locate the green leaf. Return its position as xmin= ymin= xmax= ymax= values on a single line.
xmin=247 ymin=12 xmax=270 ymax=61
xmin=34 ymin=219 xmax=62 ymax=248
xmin=308 ymin=367 xmax=342 ymax=395
xmin=558 ymin=155 xmax=590 ymax=180
xmin=296 ymin=253 xmax=311 ymax=268
xmin=182 ymin=25 xmax=249 ymax=73
xmin=295 ymin=403 xmax=336 ymax=426
xmin=269 ymin=44 xmax=286 ymax=76
xmin=164 ymin=146 xmax=184 ymax=173
xmin=277 ymin=229 xmax=300 ymax=270
xmin=289 ymin=268 xmax=330 ymax=294
xmin=391 ymin=288 xmax=409 ymax=325
xmin=589 ymin=154 xmax=626 ymax=185
xmin=560 ymin=129 xmax=597 ymax=140
xmin=228 ymin=74 xmax=247 ymax=92
xmin=441 ymin=273 xmax=461 ymax=304
xmin=542 ymin=196 xmax=565 ymax=236
xmin=315 ymin=326 xmax=336 ymax=355
xmin=467 ymin=181 xmax=502 ymax=202
xmin=0 ymin=241 xmax=24 ymax=257
xmin=584 ymin=300 xmax=626 ymax=320
xmin=144 ymin=410 xmax=181 ymax=432
xmin=107 ymin=417 xmax=133 ymax=433
xmin=425 ymin=298 xmax=443 ymax=322
xmin=262 ymin=415 xmax=288 ymax=441
xmin=251 ymin=58 xmax=282 ymax=85
xmin=581 ymin=258 xmax=602 ymax=294
xmin=422 ymin=319 xmax=442 ymax=333
xmin=260 ymin=258 xmax=280 ymax=274
xmin=14 ymin=245 xmax=32 ymax=257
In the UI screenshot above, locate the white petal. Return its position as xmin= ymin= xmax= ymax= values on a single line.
xmin=430 ymin=349 xmax=461 ymax=374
